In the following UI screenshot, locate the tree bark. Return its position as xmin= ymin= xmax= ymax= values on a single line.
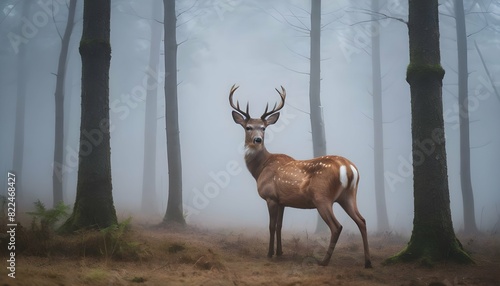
xmin=387 ymin=0 xmax=471 ymax=264
xmin=371 ymin=0 xmax=390 ymax=233
xmin=454 ymin=0 xmax=478 ymax=234
xmin=309 ymin=0 xmax=326 ymax=159
xmin=162 ymin=0 xmax=185 ymax=225
xmin=53 ymin=0 xmax=77 ymax=207
xmin=311 ymin=0 xmax=329 ymax=234
xmin=141 ymin=0 xmax=163 ymax=216
xmin=60 ymin=0 xmax=117 ymax=232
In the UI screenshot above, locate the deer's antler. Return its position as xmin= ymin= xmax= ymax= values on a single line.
xmin=229 ymin=84 xmax=251 ymax=120
xmin=261 ymin=86 xmax=286 ymax=120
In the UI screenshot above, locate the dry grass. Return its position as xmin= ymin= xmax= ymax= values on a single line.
xmin=1 ymin=223 xmax=499 ymax=285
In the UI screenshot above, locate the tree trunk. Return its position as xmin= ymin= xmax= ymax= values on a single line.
xmin=371 ymin=0 xmax=390 ymax=233
xmin=309 ymin=0 xmax=326 ymax=158
xmin=12 ymin=1 xmax=31 ymax=202
xmin=455 ymin=0 xmax=478 ymax=234
xmin=311 ymin=0 xmax=329 ymax=234
xmin=53 ymin=0 xmax=77 ymax=207
xmin=387 ymin=0 xmax=471 ymax=264
xmin=141 ymin=1 xmax=163 ymax=216
xmin=60 ymin=0 xmax=117 ymax=232
xmin=162 ymin=0 xmax=185 ymax=225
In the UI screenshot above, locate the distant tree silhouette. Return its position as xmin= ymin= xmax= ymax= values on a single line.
xmin=162 ymin=0 xmax=185 ymax=225
xmin=370 ymin=0 xmax=390 ymax=233
xmin=141 ymin=0 xmax=163 ymax=216
xmin=53 ymin=0 xmax=77 ymax=207
xmin=454 ymin=0 xmax=478 ymax=234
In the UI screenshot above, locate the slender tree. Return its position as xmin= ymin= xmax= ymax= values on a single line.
xmin=141 ymin=0 xmax=163 ymax=216
xmin=387 ymin=0 xmax=471 ymax=264
xmin=454 ymin=0 xmax=478 ymax=234
xmin=310 ymin=0 xmax=330 ymax=234
xmin=371 ymin=0 xmax=390 ymax=232
xmin=53 ymin=0 xmax=77 ymax=207
xmin=309 ymin=0 xmax=326 ymax=159
xmin=162 ymin=0 xmax=185 ymax=225
xmin=12 ymin=1 xmax=31 ymax=202
xmin=60 ymin=0 xmax=117 ymax=232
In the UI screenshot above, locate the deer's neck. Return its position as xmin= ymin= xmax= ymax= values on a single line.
xmin=244 ymin=145 xmax=271 ymax=180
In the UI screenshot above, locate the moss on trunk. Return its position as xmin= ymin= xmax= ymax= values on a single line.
xmin=386 ymin=0 xmax=473 ymax=266
xmin=59 ymin=0 xmax=117 ymax=233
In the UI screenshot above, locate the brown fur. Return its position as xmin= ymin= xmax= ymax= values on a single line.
xmin=230 ymin=85 xmax=371 ymax=268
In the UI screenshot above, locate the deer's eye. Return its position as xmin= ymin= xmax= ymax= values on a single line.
xmin=261 ymin=127 xmax=266 ymax=131
xmin=245 ymin=126 xmax=252 ymax=131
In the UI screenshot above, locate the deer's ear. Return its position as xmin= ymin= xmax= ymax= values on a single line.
xmin=232 ymin=111 xmax=247 ymax=127
xmin=265 ymin=113 xmax=280 ymax=126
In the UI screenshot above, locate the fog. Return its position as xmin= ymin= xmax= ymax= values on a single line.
xmin=1 ymin=0 xmax=499 ymax=235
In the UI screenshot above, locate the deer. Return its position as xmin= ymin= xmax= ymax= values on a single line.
xmin=229 ymin=85 xmax=372 ymax=268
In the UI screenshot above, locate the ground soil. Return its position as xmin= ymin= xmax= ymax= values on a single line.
xmin=1 ymin=224 xmax=499 ymax=285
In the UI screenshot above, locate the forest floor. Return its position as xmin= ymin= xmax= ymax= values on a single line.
xmin=1 ymin=222 xmax=499 ymax=286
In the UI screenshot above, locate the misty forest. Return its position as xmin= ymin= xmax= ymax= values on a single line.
xmin=1 ymin=0 xmax=499 ymax=285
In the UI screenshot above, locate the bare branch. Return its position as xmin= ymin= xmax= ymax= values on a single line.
xmin=273 ymin=62 xmax=309 ymax=75
xmin=439 ymin=12 xmax=456 ymax=19
xmin=321 ymin=12 xmax=344 ymax=30
xmin=471 ymin=139 xmax=492 ymax=149
xmin=177 ymin=38 xmax=189 ymax=46
xmin=360 ymin=110 xmax=373 ymax=120
xmin=284 ymin=43 xmax=309 ymax=61
xmin=467 ymin=11 xmax=500 ymax=17
xmin=348 ymin=8 xmax=407 ymax=25
xmin=286 ymin=7 xmax=310 ymax=32
xmin=286 ymin=101 xmax=310 ymax=115
xmin=176 ymin=9 xmax=204 ymax=28
xmin=467 ymin=23 xmax=488 ymax=37
xmin=176 ymin=0 xmax=198 ymax=19
xmin=52 ymin=0 xmax=63 ymax=40
xmin=271 ymin=7 xmax=310 ymax=34
xmin=474 ymin=40 xmax=500 ymax=102
xmin=383 ymin=114 xmax=405 ymax=124
xmin=290 ymin=3 xmax=310 ymax=16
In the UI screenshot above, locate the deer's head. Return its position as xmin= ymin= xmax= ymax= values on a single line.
xmin=229 ymin=85 xmax=286 ymax=151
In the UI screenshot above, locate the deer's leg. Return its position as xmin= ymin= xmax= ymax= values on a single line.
xmin=267 ymin=200 xmax=278 ymax=258
xmin=276 ymin=205 xmax=285 ymax=256
xmin=316 ymin=204 xmax=342 ymax=266
xmin=338 ymin=195 xmax=372 ymax=268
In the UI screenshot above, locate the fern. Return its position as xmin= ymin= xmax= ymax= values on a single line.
xmin=100 ymin=217 xmax=133 ymax=259
xmin=27 ymin=200 xmax=70 ymax=232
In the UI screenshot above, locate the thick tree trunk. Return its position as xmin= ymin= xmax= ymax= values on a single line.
xmin=60 ymin=0 xmax=117 ymax=232
xmin=53 ymin=0 xmax=77 ymax=207
xmin=141 ymin=1 xmax=163 ymax=216
xmin=455 ymin=0 xmax=478 ymax=234
xmin=311 ymin=0 xmax=329 ymax=234
xmin=387 ymin=0 xmax=471 ymax=264
xmin=162 ymin=0 xmax=185 ymax=225
xmin=371 ymin=0 xmax=390 ymax=233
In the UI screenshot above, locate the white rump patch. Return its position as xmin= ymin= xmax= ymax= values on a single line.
xmin=339 ymin=165 xmax=348 ymax=188
xmin=350 ymin=165 xmax=358 ymax=189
